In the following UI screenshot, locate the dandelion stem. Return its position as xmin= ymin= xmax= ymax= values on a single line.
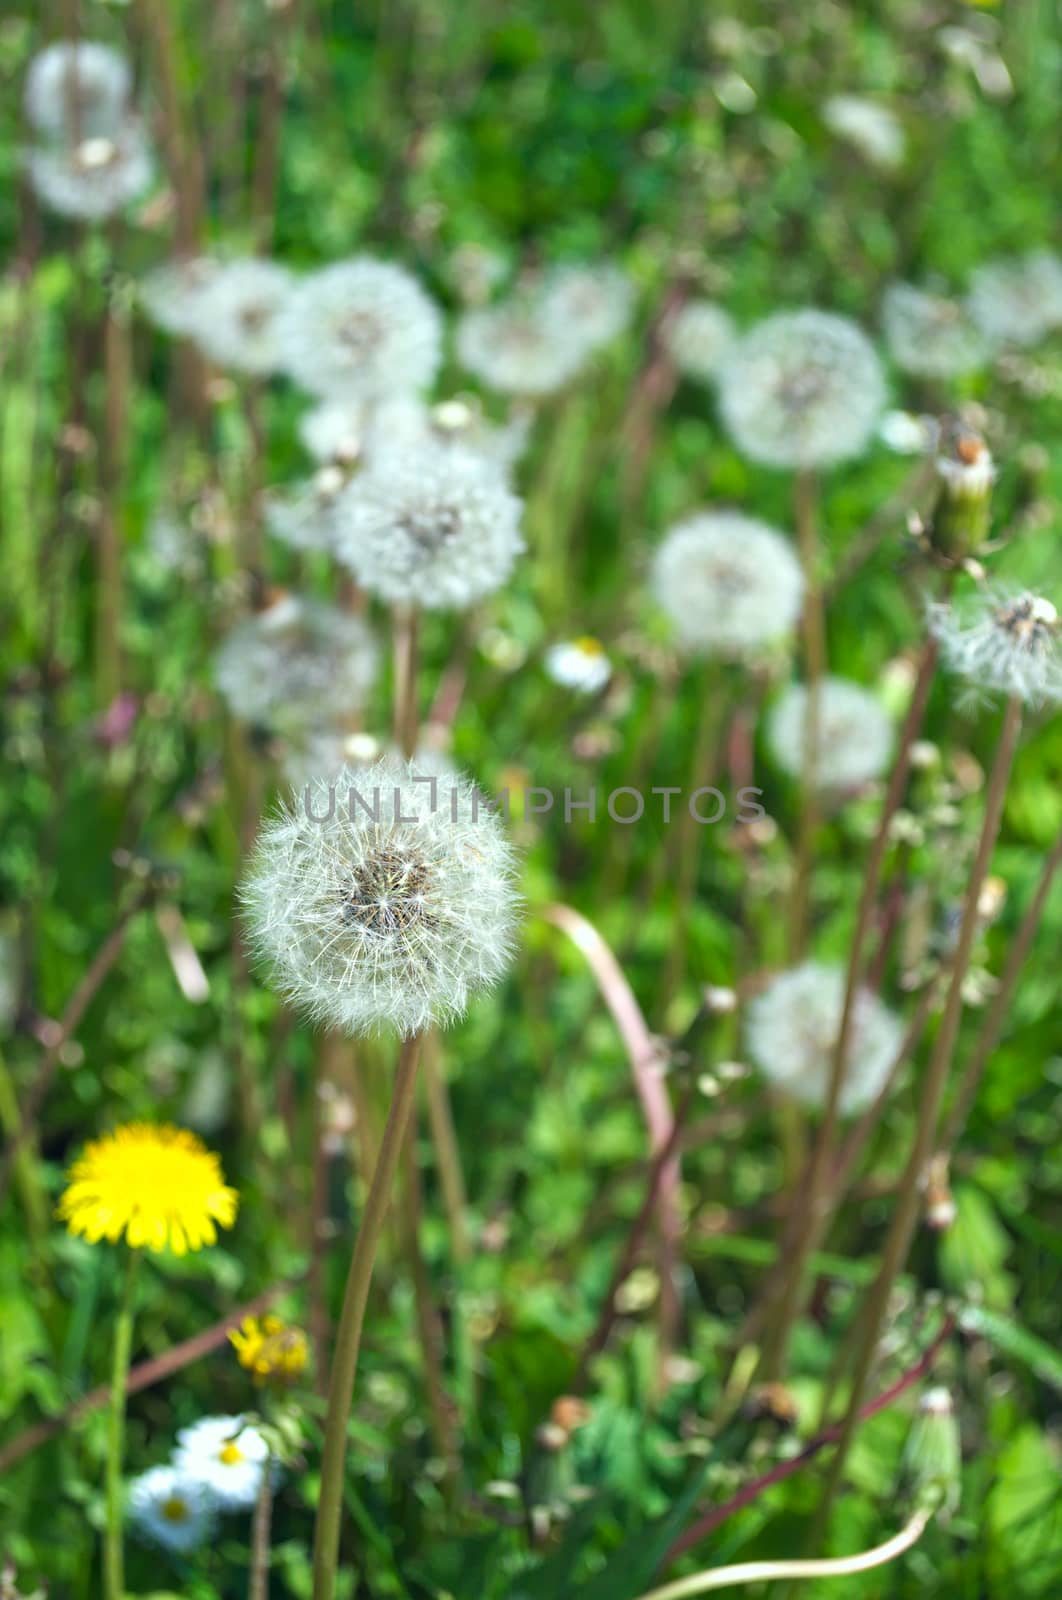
xmin=811 ymin=694 xmax=1022 ymax=1534
xmin=788 ymin=468 xmax=825 ymax=960
xmin=103 ymin=1248 xmax=140 ymax=1600
xmin=399 ymin=1118 xmax=460 ymax=1484
xmin=249 ymin=1454 xmax=274 ymax=1600
xmin=312 ymin=1032 xmax=422 ymax=1600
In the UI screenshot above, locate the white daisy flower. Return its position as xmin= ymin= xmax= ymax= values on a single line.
xmin=274 ymin=257 xmax=443 ymax=401
xmin=457 ymin=299 xmax=590 ymax=396
xmin=214 ymin=594 xmax=378 ymax=731
xmin=879 ymin=410 xmax=936 ymax=455
xmin=823 ymin=95 xmax=905 ymax=168
xmin=242 ymin=755 xmax=519 ymax=1037
xmin=929 ymin=588 xmax=1062 ymax=707
xmin=767 ymin=676 xmax=894 ymax=789
xmin=173 ymin=1415 xmax=271 ymax=1510
xmin=24 ymin=41 xmax=132 ymax=142
xmin=128 ymin=1465 xmax=217 ymax=1553
xmin=537 ymin=262 xmax=635 ymax=350
xmin=652 ymin=511 xmax=804 ymax=658
xmin=967 ymin=251 xmax=1062 ymax=348
xmin=746 ymin=961 xmax=902 ymax=1113
xmin=24 ymin=120 xmax=153 ymax=222
xmin=190 ymin=259 xmax=296 ymax=375
xmin=717 ymin=309 xmax=886 ymax=469
xmin=882 ymin=283 xmax=987 ymax=379
xmin=333 ymin=444 xmax=524 ymax=611
xmin=544 ymin=637 xmax=612 ymax=693
xmin=665 ymin=300 xmax=737 ymax=382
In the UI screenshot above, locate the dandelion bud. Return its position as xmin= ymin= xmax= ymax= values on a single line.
xmin=242 ymin=756 xmax=519 ymax=1037
xmin=930 ymin=427 xmax=995 ymax=558
xmin=903 ymin=1388 xmax=961 ymax=1518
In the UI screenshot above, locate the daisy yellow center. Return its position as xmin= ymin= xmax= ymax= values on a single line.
xmin=57 ymin=1122 xmax=239 ymax=1256
xmin=219 ymin=1442 xmax=245 ymax=1466
xmin=161 ymin=1496 xmax=189 ymax=1522
xmin=574 ymin=636 xmax=604 ymax=656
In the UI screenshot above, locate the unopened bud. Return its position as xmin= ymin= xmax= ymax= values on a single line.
xmin=903 ymin=1387 xmax=961 ymax=1517
xmin=930 ymin=425 xmax=995 ymax=558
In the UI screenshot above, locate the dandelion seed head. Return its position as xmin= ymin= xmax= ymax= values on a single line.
xmin=968 ymin=251 xmax=1062 ymax=348
xmin=457 ymin=299 xmax=589 ymax=396
xmin=264 ymin=465 xmax=354 ymax=555
xmin=718 ymin=309 xmax=886 ymax=469
xmin=274 ymin=257 xmax=442 ymax=401
xmin=929 ymin=587 xmax=1062 ymax=707
xmin=652 ymin=512 xmax=804 ymax=658
xmin=24 ymin=120 xmax=153 ymax=221
xmin=883 ymin=283 xmax=987 ymax=379
xmin=361 ymin=396 xmax=531 ymax=478
xmin=767 ymin=676 xmax=894 ymax=788
xmin=333 ymin=445 xmax=524 ymax=611
xmin=823 ymin=95 xmax=905 ymax=168
xmin=242 ymin=756 xmax=519 ymax=1037
xmin=298 ymin=400 xmax=363 ymax=465
xmin=665 ymin=300 xmax=737 ymax=382
xmin=745 ymin=961 xmax=902 ymax=1114
xmin=173 ymin=1416 xmax=271 ymax=1510
xmin=190 ymin=259 xmax=295 ymax=375
xmin=128 ymin=1466 xmax=217 ymax=1554
xmin=214 ymin=595 xmax=378 ymax=731
xmin=537 ymin=262 xmax=635 ymax=350
xmin=25 ymin=41 xmax=132 ymax=141
xmin=140 ymin=255 xmax=224 ymax=337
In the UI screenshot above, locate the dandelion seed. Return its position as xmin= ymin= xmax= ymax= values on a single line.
xmin=717 ymin=309 xmax=886 ymax=469
xmin=213 ymin=595 xmax=378 ymax=731
xmin=128 ymin=1466 xmax=216 ymax=1554
xmin=274 ymin=257 xmax=442 ymax=401
xmin=967 ymin=251 xmax=1062 ymax=348
xmin=745 ymin=961 xmax=902 ymax=1114
xmin=537 ymin=262 xmax=635 ymax=350
xmin=24 ymin=121 xmax=153 ymax=221
xmin=664 ymin=300 xmax=737 ymax=383
xmin=230 ymin=1313 xmax=309 ymax=1388
xmin=652 ymin=511 xmax=804 ymax=658
xmin=24 ymin=41 xmax=132 ymax=142
xmin=457 ymin=298 xmax=589 ymax=396
xmin=333 ymin=444 xmax=524 ymax=610
xmin=823 ymin=95 xmax=905 ymax=168
xmin=57 ymin=1123 xmax=238 ymax=1255
xmin=929 ymin=587 xmax=1062 ymax=707
xmin=173 ymin=1416 xmax=271 ymax=1510
xmin=545 ymin=637 xmax=612 ymax=694
xmin=767 ymin=676 xmax=894 ymax=788
xmin=241 ymin=755 xmax=519 ymax=1037
xmin=883 ymin=283 xmax=987 ymax=379
xmin=190 ymin=259 xmax=295 ymax=375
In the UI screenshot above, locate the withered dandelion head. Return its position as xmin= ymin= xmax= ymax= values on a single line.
xmin=230 ymin=1313 xmax=309 ymax=1387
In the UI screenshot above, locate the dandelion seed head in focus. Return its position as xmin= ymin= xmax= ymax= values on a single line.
xmin=664 ymin=300 xmax=737 ymax=383
xmin=128 ymin=1466 xmax=217 ymax=1554
xmin=57 ymin=1123 xmax=238 ymax=1255
xmin=652 ymin=511 xmax=804 ymax=658
xmin=214 ymin=595 xmax=378 ymax=731
xmin=537 ymin=262 xmax=635 ymax=350
xmin=457 ymin=299 xmax=589 ymax=396
xmin=823 ymin=95 xmax=905 ymax=168
xmin=545 ymin=638 xmax=612 ymax=694
xmin=241 ymin=755 xmax=519 ymax=1037
xmin=746 ymin=961 xmax=902 ymax=1114
xmin=767 ymin=676 xmax=894 ymax=788
xmin=25 ymin=41 xmax=132 ymax=142
xmin=717 ymin=309 xmax=886 ymax=469
xmin=929 ymin=587 xmax=1062 ymax=707
xmin=191 ymin=259 xmax=295 ymax=375
xmin=968 ymin=251 xmax=1062 ymax=348
xmin=333 ymin=445 xmax=524 ymax=611
xmin=883 ymin=283 xmax=987 ymax=379
xmin=24 ymin=121 xmax=153 ymax=221
xmin=173 ymin=1416 xmax=271 ymax=1510
xmin=275 ymin=257 xmax=442 ymax=401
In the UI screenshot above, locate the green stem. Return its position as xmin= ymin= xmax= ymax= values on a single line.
xmin=312 ymin=1033 xmax=422 ymax=1600
xmin=104 ymin=1249 xmax=141 ymax=1600
xmin=249 ymin=1454 xmax=274 ymax=1600
xmin=788 ymin=468 xmax=825 ymax=960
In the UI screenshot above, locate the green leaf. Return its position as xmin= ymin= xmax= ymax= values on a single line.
xmin=960 ymin=1304 xmax=1062 ymax=1393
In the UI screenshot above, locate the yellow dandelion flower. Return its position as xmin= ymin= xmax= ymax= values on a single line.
xmin=229 ymin=1313 xmax=309 ymax=1386
xmin=57 ymin=1122 xmax=238 ymax=1255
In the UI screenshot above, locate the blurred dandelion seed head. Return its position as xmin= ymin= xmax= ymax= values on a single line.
xmin=57 ymin=1123 xmax=238 ymax=1254
xmin=537 ymin=262 xmax=635 ymax=350
xmin=930 ymin=588 xmax=1062 ymax=707
xmin=24 ymin=120 xmax=153 ymax=221
xmin=213 ymin=595 xmax=378 ymax=730
xmin=746 ymin=962 xmax=902 ymax=1113
xmin=190 ymin=259 xmax=296 ymax=375
xmin=128 ymin=1465 xmax=217 ymax=1553
xmin=25 ymin=41 xmax=132 ymax=142
xmin=242 ymin=756 xmax=519 ymax=1036
xmin=665 ymin=300 xmax=737 ymax=382
xmin=457 ymin=299 xmax=589 ymax=396
xmin=140 ymin=255 xmax=224 ymax=337
xmin=333 ymin=445 xmax=524 ymax=610
xmin=767 ymin=676 xmax=894 ymax=788
xmin=264 ymin=465 xmax=354 ymax=555
xmin=968 ymin=251 xmax=1062 ymax=348
xmin=652 ymin=511 xmax=804 ymax=658
xmin=718 ymin=309 xmax=886 ymax=469
xmin=883 ymin=283 xmax=987 ymax=379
